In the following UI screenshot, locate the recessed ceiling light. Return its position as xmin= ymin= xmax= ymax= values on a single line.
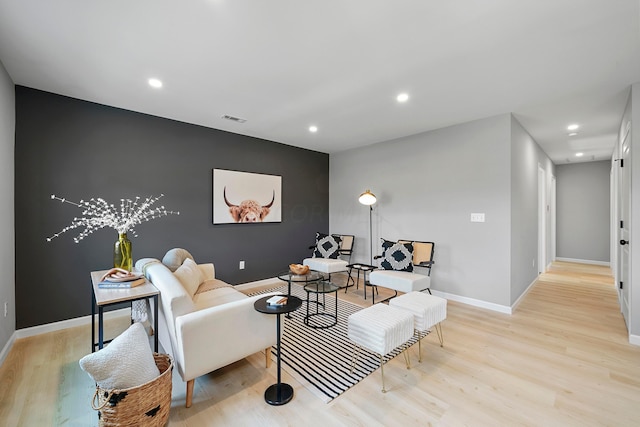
xmin=396 ymin=93 xmax=409 ymax=103
xmin=309 ymin=126 xmax=318 ymax=133
xmin=568 ymin=132 xmax=578 ymax=136
xmin=148 ymin=78 xmax=163 ymax=88
xmin=567 ymin=124 xmax=579 ymax=131
xmin=576 ymin=152 xmax=584 ymax=157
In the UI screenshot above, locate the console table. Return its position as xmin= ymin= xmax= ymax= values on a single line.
xmin=90 ymin=270 xmax=159 ymax=353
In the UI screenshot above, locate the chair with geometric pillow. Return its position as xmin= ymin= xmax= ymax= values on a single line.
xmin=368 ymin=239 xmax=435 ymax=303
xmin=303 ymin=232 xmax=355 ymax=283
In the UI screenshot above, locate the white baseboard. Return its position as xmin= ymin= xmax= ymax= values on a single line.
xmin=511 ymin=277 xmax=539 ymax=312
xmin=430 ymin=290 xmax=512 ymax=314
xmin=15 ymin=308 xmax=130 ymax=340
xmin=630 ymin=334 xmax=640 ymax=346
xmin=555 ymin=257 xmax=610 ymax=267
xmin=0 ymin=308 xmax=130 ymax=368
xmin=0 ymin=331 xmax=17 ymax=366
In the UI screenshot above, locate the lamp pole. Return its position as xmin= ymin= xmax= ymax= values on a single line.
xmin=368 ymin=205 xmax=373 ymax=265
xmin=358 ymin=189 xmax=377 ymax=266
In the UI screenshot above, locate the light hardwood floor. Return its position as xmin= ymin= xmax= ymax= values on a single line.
xmin=1 ymin=261 xmax=640 ymax=426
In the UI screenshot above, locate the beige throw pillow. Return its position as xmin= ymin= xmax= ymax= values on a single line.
xmin=174 ymin=258 xmax=203 ymax=298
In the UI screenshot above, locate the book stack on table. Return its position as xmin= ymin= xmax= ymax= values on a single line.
xmin=98 ymin=268 xmax=146 ymax=289
xmin=266 ymin=295 xmax=288 ymax=306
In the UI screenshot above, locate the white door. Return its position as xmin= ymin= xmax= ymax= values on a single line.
xmin=619 ymin=121 xmax=631 ymax=327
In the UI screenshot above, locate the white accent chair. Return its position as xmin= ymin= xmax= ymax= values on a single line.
xmin=303 ymin=234 xmax=354 ymax=282
xmin=368 ymin=240 xmax=435 ymax=304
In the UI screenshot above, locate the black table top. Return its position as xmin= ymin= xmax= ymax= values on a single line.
xmin=254 ymin=295 xmax=302 ymax=315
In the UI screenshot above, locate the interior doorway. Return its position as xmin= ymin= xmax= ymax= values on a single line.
xmin=538 ymin=166 xmax=547 ymax=274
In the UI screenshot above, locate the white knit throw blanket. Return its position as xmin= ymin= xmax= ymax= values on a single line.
xmin=131 ymin=299 xmax=149 ymax=323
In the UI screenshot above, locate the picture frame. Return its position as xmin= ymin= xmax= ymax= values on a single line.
xmin=212 ymin=169 xmax=282 ymax=224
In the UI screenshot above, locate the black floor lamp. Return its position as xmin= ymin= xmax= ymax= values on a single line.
xmin=358 ymin=189 xmax=377 ymax=265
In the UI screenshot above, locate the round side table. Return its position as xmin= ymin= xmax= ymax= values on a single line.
xmin=254 ymin=295 xmax=302 ymax=405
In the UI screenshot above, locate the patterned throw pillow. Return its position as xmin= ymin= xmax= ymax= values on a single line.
xmin=312 ymin=232 xmax=342 ymax=259
xmin=380 ymin=239 xmax=414 ymax=272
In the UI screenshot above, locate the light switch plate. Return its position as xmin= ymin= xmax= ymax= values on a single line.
xmin=470 ymin=213 xmax=485 ymax=222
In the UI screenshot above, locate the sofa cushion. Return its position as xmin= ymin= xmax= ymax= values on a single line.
xmin=174 ymin=258 xmax=204 ymax=298
xmin=79 ymin=322 xmax=160 ymax=390
xmin=312 ymin=232 xmax=342 ymax=259
xmin=162 ymin=248 xmax=195 ymax=272
xmin=193 ymin=286 xmax=248 ymax=311
xmin=380 ymin=239 xmax=414 ymax=272
xmin=195 ymin=279 xmax=232 ymax=294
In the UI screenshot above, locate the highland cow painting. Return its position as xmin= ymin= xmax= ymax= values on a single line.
xmin=213 ymin=169 xmax=282 ymax=224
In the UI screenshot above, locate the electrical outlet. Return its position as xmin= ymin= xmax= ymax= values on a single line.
xmin=470 ymin=213 xmax=485 ymax=222
xmin=239 ymin=261 xmax=245 ymax=270
xmin=4 ymin=302 xmax=7 ymax=317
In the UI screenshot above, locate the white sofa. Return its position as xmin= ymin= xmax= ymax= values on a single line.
xmin=135 ymin=257 xmax=277 ymax=408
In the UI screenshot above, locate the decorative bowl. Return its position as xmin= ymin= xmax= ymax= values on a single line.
xmin=289 ymin=263 xmax=309 ymax=275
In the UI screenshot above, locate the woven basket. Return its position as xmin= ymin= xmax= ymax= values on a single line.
xmin=91 ymin=353 xmax=173 ymax=427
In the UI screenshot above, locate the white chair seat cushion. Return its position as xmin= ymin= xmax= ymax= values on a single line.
xmin=347 ymin=303 xmax=414 ymax=355
xmin=368 ymin=270 xmax=430 ymax=293
xmin=303 ymin=258 xmax=348 ymax=274
xmin=389 ymin=291 xmax=447 ymax=332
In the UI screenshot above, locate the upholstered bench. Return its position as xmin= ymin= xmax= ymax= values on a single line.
xmin=389 ymin=291 xmax=447 ymax=362
xmin=347 ymin=303 xmax=414 ymax=392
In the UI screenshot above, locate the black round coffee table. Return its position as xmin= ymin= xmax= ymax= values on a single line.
xmin=254 ymin=295 xmax=302 ymax=405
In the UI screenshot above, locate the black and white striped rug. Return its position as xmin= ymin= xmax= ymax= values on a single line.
xmin=251 ymin=285 xmax=422 ymax=403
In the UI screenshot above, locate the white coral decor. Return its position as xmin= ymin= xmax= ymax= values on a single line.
xmin=47 ymin=194 xmax=179 ymax=243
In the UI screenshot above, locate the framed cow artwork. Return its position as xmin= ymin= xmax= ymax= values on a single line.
xmin=212 ymin=169 xmax=282 ymax=224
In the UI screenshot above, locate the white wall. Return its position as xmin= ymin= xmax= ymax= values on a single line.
xmin=510 ymin=116 xmax=555 ymax=304
xmin=330 ymin=114 xmax=513 ymax=307
xmin=0 ymin=59 xmax=15 ymax=358
xmin=556 ymin=161 xmax=611 ymax=262
xmin=630 ymin=82 xmax=640 ymax=339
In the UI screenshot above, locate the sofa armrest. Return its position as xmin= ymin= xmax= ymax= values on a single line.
xmin=174 ymin=292 xmax=279 ymax=381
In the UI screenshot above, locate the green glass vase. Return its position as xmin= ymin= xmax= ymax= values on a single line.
xmin=114 ymin=232 xmax=132 ymax=271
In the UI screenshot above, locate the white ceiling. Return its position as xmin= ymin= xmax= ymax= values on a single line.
xmin=0 ymin=1 xmax=638 ymax=164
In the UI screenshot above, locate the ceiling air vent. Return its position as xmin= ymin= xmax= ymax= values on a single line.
xmin=221 ymin=114 xmax=247 ymax=123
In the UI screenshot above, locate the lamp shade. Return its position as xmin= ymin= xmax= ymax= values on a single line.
xmin=358 ymin=190 xmax=377 ymax=206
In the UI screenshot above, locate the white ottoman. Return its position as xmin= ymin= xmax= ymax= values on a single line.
xmin=389 ymin=291 xmax=447 ymax=362
xmin=347 ymin=303 xmax=414 ymax=392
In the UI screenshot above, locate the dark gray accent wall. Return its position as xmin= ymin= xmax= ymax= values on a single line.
xmin=15 ymin=86 xmax=329 ymax=329
xmin=556 ymin=160 xmax=610 ymax=262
